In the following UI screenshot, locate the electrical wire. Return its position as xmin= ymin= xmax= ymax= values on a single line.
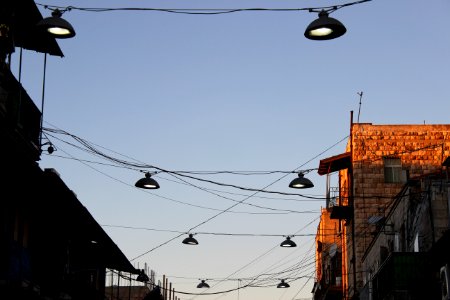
xmin=158 ymin=241 xmax=338 ymax=291
xmin=159 ymin=172 xmax=321 ymax=213
xmin=46 ymin=137 xmax=322 ymax=215
xmin=108 ymin=219 xmax=332 ymax=297
xmin=192 ymin=218 xmax=320 ymax=298
xmin=43 ymin=126 xmax=330 ymax=199
xmin=44 ymin=151 xmax=328 ymax=201
xmin=36 ymin=0 xmax=372 ymax=16
xmin=41 ymin=124 xmax=348 ymax=295
xmin=101 ymin=224 xmax=342 ymax=237
xmin=158 ymin=175 xmax=326 ymax=201
xmin=47 ymin=145 xmax=257 ymax=214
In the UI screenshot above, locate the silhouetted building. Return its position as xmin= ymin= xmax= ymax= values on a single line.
xmin=0 ymin=0 xmax=139 ymax=299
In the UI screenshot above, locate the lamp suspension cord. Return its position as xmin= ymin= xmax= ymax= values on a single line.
xmin=18 ymin=48 xmax=22 ymax=82
xmin=17 ymin=48 xmax=23 ymax=126
xmin=39 ymin=53 xmax=47 ymax=149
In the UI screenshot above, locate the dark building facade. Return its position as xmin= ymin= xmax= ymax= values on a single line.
xmin=0 ymin=1 xmax=140 ymax=299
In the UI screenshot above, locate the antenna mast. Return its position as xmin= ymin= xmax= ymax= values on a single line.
xmin=357 ymin=91 xmax=363 ymax=123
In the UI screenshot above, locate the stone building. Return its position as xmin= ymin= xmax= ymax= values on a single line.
xmin=359 ymin=165 xmax=450 ymax=299
xmin=312 ymin=208 xmax=343 ymax=300
xmin=314 ymin=112 xmax=450 ymax=299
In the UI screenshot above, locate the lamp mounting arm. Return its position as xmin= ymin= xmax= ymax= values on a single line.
xmin=140 ymin=170 xmax=159 ymax=176
xmin=308 ymin=0 xmax=371 ymax=14
xmin=43 ymin=5 xmax=73 ymax=15
xmin=309 ymin=6 xmax=338 ymax=14
xmin=292 ymin=168 xmax=317 ymax=175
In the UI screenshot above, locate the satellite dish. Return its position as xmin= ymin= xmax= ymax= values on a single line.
xmin=329 ymin=243 xmax=337 ymax=257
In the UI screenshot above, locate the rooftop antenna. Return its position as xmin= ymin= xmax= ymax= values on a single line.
xmin=357 ymin=91 xmax=363 ymax=123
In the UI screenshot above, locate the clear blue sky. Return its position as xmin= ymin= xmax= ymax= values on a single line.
xmin=13 ymin=0 xmax=450 ymax=299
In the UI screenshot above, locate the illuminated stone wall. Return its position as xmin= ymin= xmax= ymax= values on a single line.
xmin=342 ymin=123 xmax=450 ymax=298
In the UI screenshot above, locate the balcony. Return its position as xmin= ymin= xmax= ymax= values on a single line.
xmin=326 ymin=187 xmax=353 ymax=220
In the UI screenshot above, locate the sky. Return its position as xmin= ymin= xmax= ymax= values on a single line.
xmin=12 ymin=0 xmax=450 ymax=299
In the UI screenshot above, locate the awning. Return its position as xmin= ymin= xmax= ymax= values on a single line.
xmin=3 ymin=0 xmax=64 ymax=56
xmin=318 ymin=152 xmax=351 ymax=176
xmin=41 ymin=168 xmax=138 ymax=274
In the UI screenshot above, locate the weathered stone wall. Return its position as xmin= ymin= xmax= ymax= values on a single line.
xmin=361 ymin=176 xmax=449 ymax=298
xmin=314 ymin=208 xmax=345 ymax=298
xmin=341 ymin=123 xmax=450 ymax=297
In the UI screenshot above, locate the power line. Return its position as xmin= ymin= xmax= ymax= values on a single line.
xmin=51 ymin=148 xmax=320 ymax=215
xmin=37 ymin=0 xmax=372 ymax=16
xmin=190 ymin=219 xmax=319 ymax=298
xmin=43 ymin=127 xmax=331 ymax=199
xmin=101 ymin=224 xmax=339 ymax=237
xmin=42 ymin=124 xmax=344 ymax=266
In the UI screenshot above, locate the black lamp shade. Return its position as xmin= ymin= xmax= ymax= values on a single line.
xmin=197 ymin=280 xmax=210 ymax=288
xmin=136 ymin=270 xmax=149 ymax=282
xmin=135 ymin=172 xmax=160 ymax=189
xmin=37 ymin=9 xmax=76 ymax=38
xmin=182 ymin=234 xmax=198 ymax=245
xmin=277 ymin=279 xmax=290 ymax=288
xmin=280 ymin=236 xmax=297 ymax=247
xmin=289 ymin=173 xmax=314 ymax=189
xmin=304 ymin=10 xmax=346 ymax=40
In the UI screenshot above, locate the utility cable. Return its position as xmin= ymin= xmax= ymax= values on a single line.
xmin=44 ymin=126 xmax=330 ymax=199
xmin=192 ymin=217 xmax=320 ymax=298
xmin=101 ymin=224 xmax=341 ymax=237
xmin=47 ymin=123 xmax=344 ymax=251
xmin=37 ymin=0 xmax=372 ymax=15
xmin=43 ymin=124 xmax=346 ymax=293
xmin=45 ymin=135 xmax=322 ymax=215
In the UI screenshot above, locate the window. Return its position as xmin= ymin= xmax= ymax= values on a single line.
xmin=383 ymin=157 xmax=402 ymax=183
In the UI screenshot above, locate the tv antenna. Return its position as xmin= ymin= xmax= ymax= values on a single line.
xmin=357 ymin=91 xmax=363 ymax=122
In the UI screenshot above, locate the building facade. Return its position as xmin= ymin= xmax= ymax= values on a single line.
xmin=360 ymin=167 xmax=450 ymax=300
xmin=0 ymin=1 xmax=141 ymax=299
xmin=313 ymin=208 xmax=343 ymax=300
xmin=314 ymin=113 xmax=450 ymax=299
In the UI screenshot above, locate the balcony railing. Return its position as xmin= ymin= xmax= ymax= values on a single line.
xmin=326 ymin=187 xmax=353 ymax=220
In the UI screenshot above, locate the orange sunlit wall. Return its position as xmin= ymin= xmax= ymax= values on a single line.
xmin=315 ymin=208 xmax=343 ymax=289
xmin=344 ymin=123 xmax=450 ymax=297
xmin=339 ymin=168 xmax=350 ymax=298
xmin=316 ymin=123 xmax=450 ymax=299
